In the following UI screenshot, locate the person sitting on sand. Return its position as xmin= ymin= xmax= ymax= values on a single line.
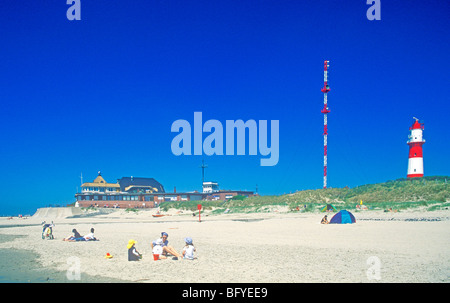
xmin=152 ymin=238 xmax=166 ymax=260
xmin=181 ymin=237 xmax=196 ymax=260
xmin=127 ymin=239 xmax=142 ymax=261
xmin=384 ymin=208 xmax=398 ymax=213
xmin=321 ymin=215 xmax=329 ymax=224
xmin=151 ymin=232 xmax=182 ymax=259
xmin=63 ymin=229 xmax=82 ymax=241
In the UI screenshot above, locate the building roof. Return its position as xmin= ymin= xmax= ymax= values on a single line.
xmin=82 ymin=175 xmax=120 ymax=188
xmin=411 ymin=120 xmax=424 ymax=130
xmin=118 ymin=177 xmax=165 ymax=193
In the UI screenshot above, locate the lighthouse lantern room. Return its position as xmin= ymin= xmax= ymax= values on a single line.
xmin=407 ymin=117 xmax=425 ymax=178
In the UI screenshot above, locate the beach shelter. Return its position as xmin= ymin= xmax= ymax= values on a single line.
xmin=329 ymin=210 xmax=356 ymax=224
xmin=321 ymin=204 xmax=337 ymax=212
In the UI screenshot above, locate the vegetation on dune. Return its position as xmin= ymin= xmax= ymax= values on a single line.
xmin=257 ymin=175 xmax=449 ymax=204
xmin=160 ymin=176 xmax=450 ymax=214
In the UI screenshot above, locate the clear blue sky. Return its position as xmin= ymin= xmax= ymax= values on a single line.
xmin=0 ymin=1 xmax=448 ymax=215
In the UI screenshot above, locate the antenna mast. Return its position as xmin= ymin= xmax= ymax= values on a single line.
xmin=200 ymin=159 xmax=208 ymax=184
xmin=321 ymin=60 xmax=330 ymax=189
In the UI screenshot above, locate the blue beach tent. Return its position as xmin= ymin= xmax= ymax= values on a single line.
xmin=329 ymin=210 xmax=356 ymax=224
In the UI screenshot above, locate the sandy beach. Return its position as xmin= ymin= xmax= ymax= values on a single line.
xmin=0 ymin=207 xmax=449 ymax=283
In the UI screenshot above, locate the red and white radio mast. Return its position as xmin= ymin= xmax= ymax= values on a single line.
xmin=321 ymin=60 xmax=330 ymax=189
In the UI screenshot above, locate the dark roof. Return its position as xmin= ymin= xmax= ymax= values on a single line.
xmin=118 ymin=177 xmax=165 ymax=193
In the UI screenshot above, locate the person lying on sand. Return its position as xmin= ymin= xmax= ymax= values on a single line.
xmin=83 ymin=228 xmax=97 ymax=241
xmin=63 ymin=229 xmax=82 ymax=241
xmin=151 ymin=232 xmax=182 ymax=259
xmin=384 ymin=208 xmax=398 ymax=213
xmin=67 ymin=228 xmax=98 ymax=242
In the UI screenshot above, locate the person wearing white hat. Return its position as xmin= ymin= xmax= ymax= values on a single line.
xmin=152 ymin=238 xmax=166 ymax=260
xmin=151 ymin=232 xmax=182 ymax=259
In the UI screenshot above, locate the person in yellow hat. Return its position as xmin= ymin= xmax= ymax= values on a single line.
xmin=127 ymin=239 xmax=142 ymax=261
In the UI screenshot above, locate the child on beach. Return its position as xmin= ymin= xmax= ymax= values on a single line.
xmin=152 ymin=238 xmax=166 ymax=260
xmin=151 ymin=232 xmax=182 ymax=259
xmin=127 ymin=239 xmax=142 ymax=261
xmin=182 ymin=237 xmax=196 ymax=260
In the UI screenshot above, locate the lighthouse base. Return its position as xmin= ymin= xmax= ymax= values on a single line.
xmin=407 ymin=157 xmax=424 ymax=178
xmin=406 ymin=157 xmax=423 ymax=178
xmin=407 ymin=173 xmax=424 ymax=178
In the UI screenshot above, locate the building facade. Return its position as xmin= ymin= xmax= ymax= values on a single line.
xmin=203 ymin=181 xmax=219 ymax=193
xmin=75 ymin=173 xmax=254 ymax=208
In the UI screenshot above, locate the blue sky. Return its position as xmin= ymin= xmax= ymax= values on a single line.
xmin=0 ymin=0 xmax=449 ymax=215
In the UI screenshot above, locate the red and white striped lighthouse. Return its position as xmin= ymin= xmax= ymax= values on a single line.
xmin=407 ymin=117 xmax=425 ymax=178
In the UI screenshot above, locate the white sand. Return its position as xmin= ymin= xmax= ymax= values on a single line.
xmin=0 ymin=208 xmax=449 ymax=283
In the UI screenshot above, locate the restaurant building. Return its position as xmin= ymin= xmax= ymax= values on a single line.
xmin=75 ymin=172 xmax=254 ymax=208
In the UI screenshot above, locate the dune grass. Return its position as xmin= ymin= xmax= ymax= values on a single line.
xmin=158 ymin=176 xmax=450 ymax=214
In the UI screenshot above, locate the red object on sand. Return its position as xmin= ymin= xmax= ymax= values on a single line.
xmin=197 ymin=204 xmax=202 ymax=222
